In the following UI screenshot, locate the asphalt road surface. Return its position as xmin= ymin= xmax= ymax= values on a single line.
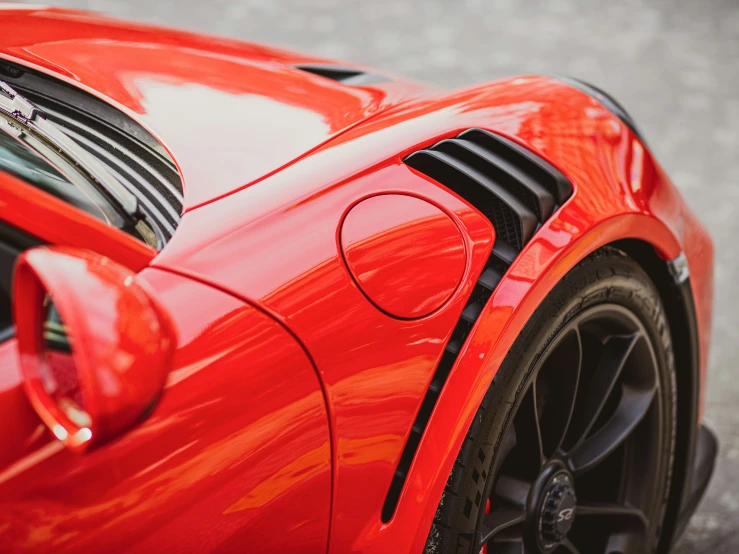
xmin=13 ymin=1 xmax=739 ymax=551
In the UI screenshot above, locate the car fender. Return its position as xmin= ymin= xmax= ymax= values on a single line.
xmin=152 ymin=75 xmax=711 ymax=553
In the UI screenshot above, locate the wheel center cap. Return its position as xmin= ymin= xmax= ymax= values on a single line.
xmin=536 ymin=471 xmax=576 ymax=551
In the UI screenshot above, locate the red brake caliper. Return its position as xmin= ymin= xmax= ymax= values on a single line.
xmin=480 ymin=499 xmax=491 ymax=554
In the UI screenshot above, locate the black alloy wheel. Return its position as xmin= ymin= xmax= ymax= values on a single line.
xmin=426 ymin=247 xmax=676 ymax=554
xmin=479 ymin=305 xmax=664 ymax=553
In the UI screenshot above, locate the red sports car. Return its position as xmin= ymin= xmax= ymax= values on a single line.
xmin=0 ymin=5 xmax=717 ymax=554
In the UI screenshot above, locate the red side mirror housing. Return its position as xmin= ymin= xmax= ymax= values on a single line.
xmin=13 ymin=247 xmax=175 ymax=453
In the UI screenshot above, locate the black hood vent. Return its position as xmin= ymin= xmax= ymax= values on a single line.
xmin=382 ymin=129 xmax=573 ymax=522
xmin=293 ymin=64 xmax=389 ymax=86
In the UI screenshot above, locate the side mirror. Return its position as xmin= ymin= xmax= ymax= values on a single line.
xmin=13 ymin=247 xmax=175 ymax=453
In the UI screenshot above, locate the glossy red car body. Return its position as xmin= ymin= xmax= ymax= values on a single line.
xmin=0 ymin=5 xmax=714 ymax=554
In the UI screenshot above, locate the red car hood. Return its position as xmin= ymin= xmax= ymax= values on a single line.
xmin=0 ymin=5 xmax=433 ymax=210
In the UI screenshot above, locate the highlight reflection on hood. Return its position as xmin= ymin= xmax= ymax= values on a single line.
xmin=135 ymin=79 xmax=331 ymax=206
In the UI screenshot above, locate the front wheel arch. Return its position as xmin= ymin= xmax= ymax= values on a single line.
xmin=426 ymin=244 xmax=680 ymax=553
xmin=610 ymin=239 xmax=701 ymax=553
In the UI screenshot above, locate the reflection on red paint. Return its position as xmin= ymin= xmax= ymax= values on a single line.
xmin=341 ymin=194 xmax=467 ymax=319
xmin=0 ymin=172 xmax=155 ymax=271
xmin=0 ymin=270 xmax=332 ymax=552
xmin=0 ymin=8 xmax=432 ymax=209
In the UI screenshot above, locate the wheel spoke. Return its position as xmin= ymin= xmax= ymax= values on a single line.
xmin=494 ymin=474 xmax=532 ymax=508
xmin=574 ymin=334 xmax=641 ymax=445
xmin=484 ymin=538 xmax=526 ymax=553
xmin=577 ymin=503 xmax=648 ymax=531
xmin=560 ymin=539 xmax=581 ymax=554
xmin=577 ymin=504 xmax=648 ymax=553
xmin=478 ymin=508 xmax=525 ymax=545
xmin=469 ymin=306 xmax=665 ymax=554
xmin=535 ymin=327 xmax=582 ymax=456
xmin=513 ymin=385 xmax=545 ymax=471
xmin=567 ymin=384 xmax=655 ymax=475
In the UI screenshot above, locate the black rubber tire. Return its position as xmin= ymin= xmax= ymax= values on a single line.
xmin=425 ymin=246 xmax=677 ymax=553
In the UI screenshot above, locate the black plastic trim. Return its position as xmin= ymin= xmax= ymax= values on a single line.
xmin=663 ymin=271 xmax=716 ymax=549
xmin=675 ymin=424 xmax=718 ymax=537
xmin=381 ymin=128 xmax=574 ymax=522
xmin=406 ymin=149 xmax=537 ymax=250
xmin=664 ymin=270 xmax=703 ymax=549
xmin=433 ymin=138 xmax=555 ymax=220
xmin=457 ymin=129 xmax=572 ymax=202
xmin=406 ymin=128 xmax=571 ymax=255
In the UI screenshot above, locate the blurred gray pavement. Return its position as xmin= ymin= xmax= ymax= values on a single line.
xmin=13 ymin=0 xmax=739 ymax=551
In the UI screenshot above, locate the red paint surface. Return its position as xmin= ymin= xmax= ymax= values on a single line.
xmin=14 ymin=247 xmax=176 ymax=452
xmin=0 ymin=171 xmax=155 ymax=271
xmin=0 ymin=339 xmax=40 ymax=471
xmin=0 ymin=269 xmax=331 ymax=552
xmin=0 ymin=6 xmax=433 ymax=210
xmin=154 ymin=161 xmax=495 ymax=553
xmin=341 ymin=194 xmax=467 ymax=319
xmin=0 ymin=8 xmax=714 ymax=554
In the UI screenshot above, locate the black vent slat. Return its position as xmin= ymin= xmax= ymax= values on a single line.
xmin=424 ymin=149 xmax=538 ymax=226
xmin=492 ymin=241 xmax=518 ymax=266
xmin=478 ymin=267 xmax=503 ymax=291
xmin=382 ymin=127 xmax=573 ymax=522
xmin=446 ymin=340 xmax=462 ymax=356
xmin=458 ymin=128 xmax=572 ymax=203
xmin=20 ymin=90 xmax=182 ymax=195
xmin=434 ymin=139 xmax=555 ymax=220
xmin=461 ymin=302 xmax=483 ymax=323
xmin=405 ymin=150 xmax=537 ymax=251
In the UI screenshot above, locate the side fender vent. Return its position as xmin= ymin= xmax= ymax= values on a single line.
xmin=381 ymin=129 xmax=573 ymax=522
xmin=292 ymin=64 xmax=390 ymax=86
xmin=405 ymin=128 xmax=571 ymax=253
